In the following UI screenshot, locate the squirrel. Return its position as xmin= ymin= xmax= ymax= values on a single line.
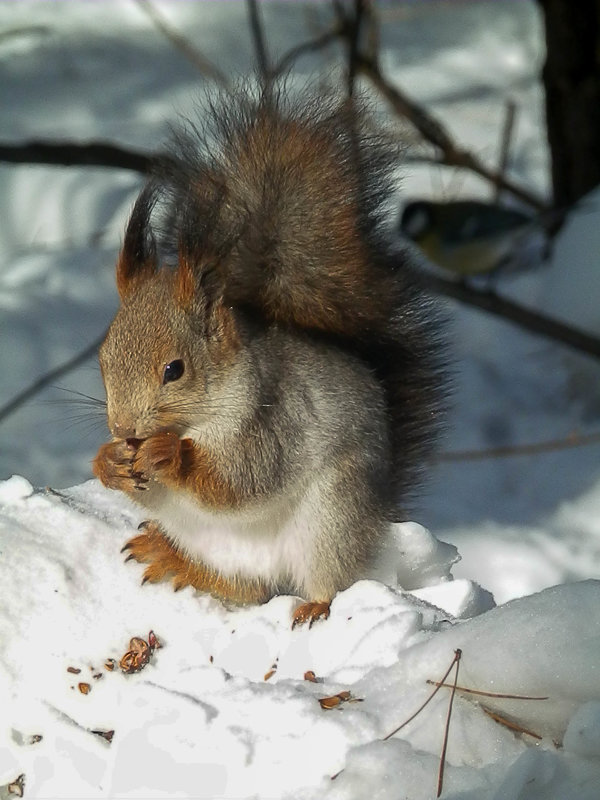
xmin=92 ymin=85 xmax=446 ymax=627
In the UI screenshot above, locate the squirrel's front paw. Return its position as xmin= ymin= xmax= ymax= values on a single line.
xmin=133 ymin=432 xmax=186 ymax=484
xmin=93 ymin=439 xmax=148 ymax=494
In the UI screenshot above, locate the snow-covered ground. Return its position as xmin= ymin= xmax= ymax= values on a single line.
xmin=1 ymin=475 xmax=599 ymax=799
xmin=1 ymin=1 xmax=599 ymax=797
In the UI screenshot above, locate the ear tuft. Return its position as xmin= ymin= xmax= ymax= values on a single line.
xmin=173 ymin=190 xmax=227 ymax=316
xmin=116 ymin=182 xmax=158 ymax=299
xmin=174 ymin=251 xmax=197 ymax=310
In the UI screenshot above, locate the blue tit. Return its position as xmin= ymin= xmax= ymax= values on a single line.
xmin=400 ymin=199 xmax=550 ymax=277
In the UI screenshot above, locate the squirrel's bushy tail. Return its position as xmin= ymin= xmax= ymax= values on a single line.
xmin=141 ymin=84 xmax=446 ymax=513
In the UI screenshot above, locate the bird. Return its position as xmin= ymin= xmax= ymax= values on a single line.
xmin=399 ymin=199 xmax=557 ymax=279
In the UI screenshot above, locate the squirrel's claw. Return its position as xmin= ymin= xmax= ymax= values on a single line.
xmin=292 ymin=601 xmax=331 ymax=629
xmin=121 ymin=522 xmax=272 ymax=603
xmin=122 ymin=524 xmax=188 ymax=588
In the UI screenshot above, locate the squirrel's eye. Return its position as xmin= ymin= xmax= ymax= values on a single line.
xmin=163 ymin=359 xmax=185 ymax=385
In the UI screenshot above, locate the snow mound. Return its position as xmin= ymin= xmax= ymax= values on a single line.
xmin=0 ymin=477 xmax=599 ymax=799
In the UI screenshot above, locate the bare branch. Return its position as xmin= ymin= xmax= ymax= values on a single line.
xmin=357 ymin=55 xmax=548 ymax=212
xmin=271 ymin=24 xmax=343 ymax=77
xmin=422 ymin=273 xmax=600 ymax=361
xmin=246 ymin=0 xmax=271 ymax=84
xmin=437 ymin=430 xmax=600 ymax=463
xmin=0 ymin=333 xmax=107 ymax=425
xmin=336 ymin=0 xmax=368 ymax=97
xmin=272 ymin=10 xmax=546 ymax=211
xmin=0 ymin=140 xmax=155 ymax=172
xmin=495 ymin=99 xmax=518 ymax=202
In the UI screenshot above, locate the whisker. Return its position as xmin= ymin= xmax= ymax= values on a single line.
xmin=60 ymin=412 xmax=105 ymax=425
xmin=60 ymin=419 xmax=106 ymax=436
xmin=53 ymin=410 xmax=103 ymax=422
xmin=50 ymin=386 xmax=106 ymax=407
xmin=44 ymin=408 xmax=105 ymax=428
xmin=44 ymin=400 xmax=106 ymax=416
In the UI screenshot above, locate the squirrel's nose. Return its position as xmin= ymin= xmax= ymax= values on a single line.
xmin=111 ymin=420 xmax=137 ymax=440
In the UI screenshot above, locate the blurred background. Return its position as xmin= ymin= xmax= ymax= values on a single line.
xmin=1 ymin=0 xmax=599 ymax=603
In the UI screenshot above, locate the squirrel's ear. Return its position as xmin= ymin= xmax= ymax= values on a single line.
xmin=174 ymin=248 xmax=199 ymax=310
xmin=174 ymin=195 xmax=226 ymax=320
xmin=116 ymin=182 xmax=158 ymax=299
xmin=175 ymin=245 xmax=225 ymax=327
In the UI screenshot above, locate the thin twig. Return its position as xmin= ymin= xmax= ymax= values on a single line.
xmin=271 ymin=24 xmax=344 ymax=77
xmin=358 ymin=55 xmax=547 ymax=211
xmin=422 ymin=273 xmax=600 ymax=361
xmin=266 ymin=3 xmax=546 ymax=210
xmin=133 ymin=0 xmax=230 ymax=87
xmin=495 ymin=99 xmax=518 ymax=202
xmin=0 ymin=333 xmax=106 ymax=425
xmin=437 ymin=649 xmax=461 ymax=798
xmin=437 ymin=430 xmax=600 ymax=463
xmin=364 ymin=0 xmax=379 ymax=63
xmin=246 ymin=0 xmax=270 ymax=84
xmin=345 ymin=0 xmax=367 ymax=97
xmin=426 ymin=681 xmax=549 ymax=701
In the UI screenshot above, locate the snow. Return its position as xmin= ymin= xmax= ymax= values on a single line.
xmin=1 ymin=1 xmax=600 ymax=797
xmin=564 ymin=702 xmax=600 ymax=759
xmin=1 ymin=478 xmax=599 ymax=799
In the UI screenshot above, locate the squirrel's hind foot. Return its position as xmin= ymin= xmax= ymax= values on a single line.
xmin=122 ymin=522 xmax=193 ymax=590
xmin=292 ymin=601 xmax=331 ymax=629
xmin=122 ymin=521 xmax=271 ymax=603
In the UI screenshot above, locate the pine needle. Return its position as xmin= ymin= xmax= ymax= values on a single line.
xmin=383 ymin=649 xmax=462 ymax=741
xmin=426 ymin=680 xmax=548 ymax=701
xmin=437 ymin=649 xmax=461 ymax=797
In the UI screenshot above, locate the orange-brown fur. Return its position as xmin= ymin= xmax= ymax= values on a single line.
xmin=291 ymin=601 xmax=331 ymax=628
xmin=93 ymin=85 xmax=446 ymax=626
xmin=93 ymin=433 xmax=243 ymax=511
xmin=221 ymin=102 xmax=397 ymax=335
xmin=124 ymin=522 xmax=270 ymax=603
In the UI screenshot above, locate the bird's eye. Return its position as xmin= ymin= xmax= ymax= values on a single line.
xmin=163 ymin=359 xmax=185 ymax=385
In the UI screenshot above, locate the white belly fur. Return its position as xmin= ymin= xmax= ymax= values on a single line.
xmin=146 ymin=484 xmax=319 ymax=591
